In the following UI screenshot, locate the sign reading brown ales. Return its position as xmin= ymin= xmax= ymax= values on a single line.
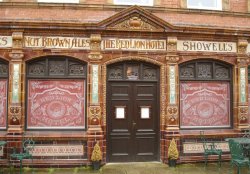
xmin=102 ymin=38 xmax=166 ymax=51
xmin=0 ymin=80 xmax=7 ymax=128
xmin=180 ymin=82 xmax=230 ymax=128
xmin=24 ymin=36 xmax=90 ymax=49
xmin=177 ymin=40 xmax=237 ymax=53
xmin=27 ymin=80 xmax=85 ymax=129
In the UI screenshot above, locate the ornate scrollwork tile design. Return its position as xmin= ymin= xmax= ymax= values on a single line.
xmin=167 ymin=106 xmax=178 ymax=122
xmin=89 ymin=106 xmax=101 ymax=125
xmin=166 ymin=56 xmax=179 ymax=63
xmin=239 ymin=106 xmax=248 ymax=121
xmin=9 ymin=52 xmax=24 ymax=59
xmin=9 ymin=106 xmax=21 ymax=125
xmin=237 ymin=57 xmax=249 ymax=66
xmin=167 ymin=37 xmax=177 ymax=52
xmin=112 ymin=16 xmax=157 ymax=30
xmin=237 ymin=39 xmax=248 ymax=54
xmin=12 ymin=32 xmax=23 ymax=49
xmin=90 ymin=34 xmax=101 ymax=51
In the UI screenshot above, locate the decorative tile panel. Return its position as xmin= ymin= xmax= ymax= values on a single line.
xmin=180 ymin=82 xmax=230 ymax=128
xmin=240 ymin=68 xmax=246 ymax=103
xmin=92 ymin=65 xmax=99 ymax=104
xmin=183 ymin=142 xmax=229 ymax=154
xmin=12 ymin=64 xmax=20 ymax=103
xmin=30 ymin=145 xmax=84 ymax=156
xmin=0 ymin=80 xmax=7 ymax=128
xmin=27 ymin=80 xmax=85 ymax=129
xmin=169 ymin=66 xmax=176 ymax=104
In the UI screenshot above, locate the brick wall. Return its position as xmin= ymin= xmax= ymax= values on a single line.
xmin=2 ymin=0 xmax=250 ymax=13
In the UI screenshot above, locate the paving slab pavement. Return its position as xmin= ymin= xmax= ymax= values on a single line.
xmin=2 ymin=162 xmax=249 ymax=174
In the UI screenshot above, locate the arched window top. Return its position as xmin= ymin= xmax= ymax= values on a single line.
xmin=27 ymin=56 xmax=87 ymax=78
xmin=179 ymin=60 xmax=231 ymax=81
xmin=0 ymin=59 xmax=8 ymax=78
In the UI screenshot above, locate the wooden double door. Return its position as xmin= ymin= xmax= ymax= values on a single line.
xmin=107 ymin=81 xmax=159 ymax=162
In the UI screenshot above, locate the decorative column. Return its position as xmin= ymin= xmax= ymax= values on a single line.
xmin=87 ymin=34 xmax=105 ymax=161
xmin=8 ymin=31 xmax=24 ymax=133
xmin=164 ymin=36 xmax=180 ymax=164
xmin=236 ymin=39 xmax=249 ymax=129
xmin=166 ymin=37 xmax=180 ymax=131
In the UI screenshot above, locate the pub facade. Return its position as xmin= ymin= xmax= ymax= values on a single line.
xmin=0 ymin=1 xmax=250 ymax=166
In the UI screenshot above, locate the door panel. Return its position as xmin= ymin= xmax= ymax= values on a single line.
xmin=107 ymin=81 xmax=159 ymax=162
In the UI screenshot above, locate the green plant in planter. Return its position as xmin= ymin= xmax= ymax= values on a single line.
xmin=168 ymin=138 xmax=179 ymax=167
xmin=91 ymin=141 xmax=102 ymax=170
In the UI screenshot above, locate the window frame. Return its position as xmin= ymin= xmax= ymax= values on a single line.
xmin=179 ymin=59 xmax=233 ymax=129
xmin=113 ymin=0 xmax=154 ymax=6
xmin=26 ymin=56 xmax=87 ymax=131
xmin=187 ymin=0 xmax=222 ymax=10
xmin=37 ymin=0 xmax=79 ymax=3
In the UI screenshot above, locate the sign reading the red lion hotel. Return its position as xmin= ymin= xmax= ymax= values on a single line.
xmin=102 ymin=38 xmax=166 ymax=51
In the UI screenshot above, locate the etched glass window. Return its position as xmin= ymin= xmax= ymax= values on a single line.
xmin=179 ymin=60 xmax=232 ymax=129
xmin=126 ymin=65 xmax=139 ymax=80
xmin=26 ymin=57 xmax=87 ymax=130
xmin=187 ymin=0 xmax=222 ymax=10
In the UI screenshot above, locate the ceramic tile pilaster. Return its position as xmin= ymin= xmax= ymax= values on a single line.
xmin=236 ymin=39 xmax=249 ymax=129
xmin=166 ymin=37 xmax=180 ymax=132
xmin=8 ymin=31 xmax=24 ymax=133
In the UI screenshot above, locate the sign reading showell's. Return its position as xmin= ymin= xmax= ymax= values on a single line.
xmin=102 ymin=38 xmax=166 ymax=51
xmin=177 ymin=40 xmax=237 ymax=53
xmin=0 ymin=36 xmax=12 ymax=48
xmin=0 ymin=80 xmax=7 ymax=129
xmin=27 ymin=80 xmax=85 ymax=129
xmin=24 ymin=36 xmax=90 ymax=49
xmin=180 ymin=82 xmax=230 ymax=128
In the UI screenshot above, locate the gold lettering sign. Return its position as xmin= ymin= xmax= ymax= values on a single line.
xmin=177 ymin=40 xmax=237 ymax=53
xmin=0 ymin=36 xmax=12 ymax=48
xmin=24 ymin=36 xmax=90 ymax=49
xmin=102 ymin=38 xmax=166 ymax=51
